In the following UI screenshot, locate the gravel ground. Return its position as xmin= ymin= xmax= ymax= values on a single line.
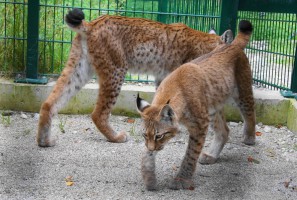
xmin=0 ymin=111 xmax=297 ymax=200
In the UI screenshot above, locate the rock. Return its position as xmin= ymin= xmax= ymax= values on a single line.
xmin=264 ymin=126 xmax=272 ymax=133
xmin=20 ymin=113 xmax=28 ymax=119
xmin=33 ymin=113 xmax=40 ymax=121
xmin=229 ymin=122 xmax=238 ymax=127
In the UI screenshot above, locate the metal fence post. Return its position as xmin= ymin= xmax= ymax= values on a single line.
xmin=280 ymin=44 xmax=297 ymax=98
xmin=15 ymin=0 xmax=47 ymax=84
xmin=157 ymin=0 xmax=167 ymax=23
xmin=291 ymin=45 xmax=297 ymax=95
xmin=219 ymin=0 xmax=239 ymax=35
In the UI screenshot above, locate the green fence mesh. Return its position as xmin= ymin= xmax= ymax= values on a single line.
xmin=238 ymin=11 xmax=297 ymax=91
xmin=0 ymin=0 xmax=296 ymax=91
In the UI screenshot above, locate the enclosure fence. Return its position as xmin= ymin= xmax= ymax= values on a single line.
xmin=0 ymin=0 xmax=296 ymax=96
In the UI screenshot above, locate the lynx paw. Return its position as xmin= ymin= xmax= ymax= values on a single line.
xmin=198 ymin=153 xmax=217 ymax=165
xmin=243 ymin=135 xmax=255 ymax=145
xmin=37 ymin=138 xmax=56 ymax=147
xmin=142 ymin=172 xmax=157 ymax=191
xmin=169 ymin=177 xmax=194 ymax=190
xmin=108 ymin=131 xmax=129 ymax=143
xmin=145 ymin=181 xmax=157 ymax=191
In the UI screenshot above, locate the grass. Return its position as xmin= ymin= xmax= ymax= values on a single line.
xmin=1 ymin=114 xmax=11 ymax=127
xmin=58 ymin=116 xmax=67 ymax=133
xmin=128 ymin=118 xmax=141 ymax=143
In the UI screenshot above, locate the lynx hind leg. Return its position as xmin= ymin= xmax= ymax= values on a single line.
xmin=141 ymin=150 xmax=157 ymax=191
xmin=170 ymin=121 xmax=208 ymax=190
xmin=237 ymin=97 xmax=256 ymax=145
xmin=91 ymin=68 xmax=128 ymax=143
xmin=233 ymin=90 xmax=256 ymax=145
xmin=37 ymin=39 xmax=93 ymax=147
xmin=199 ymin=110 xmax=229 ymax=165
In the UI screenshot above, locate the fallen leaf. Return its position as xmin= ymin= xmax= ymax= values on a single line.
xmin=65 ymin=176 xmax=74 ymax=186
xmin=126 ymin=118 xmax=135 ymax=123
xmin=276 ymin=124 xmax=283 ymax=129
xmin=172 ymin=165 xmax=177 ymax=171
xmin=247 ymin=156 xmax=260 ymax=164
xmin=284 ymin=178 xmax=292 ymax=188
xmin=188 ymin=186 xmax=195 ymax=190
xmin=66 ymin=181 xmax=74 ymax=186
xmin=255 ymin=131 xmax=262 ymax=136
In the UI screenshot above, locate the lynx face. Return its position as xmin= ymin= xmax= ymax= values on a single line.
xmin=139 ymin=103 xmax=179 ymax=151
xmin=140 ymin=105 xmax=179 ymax=151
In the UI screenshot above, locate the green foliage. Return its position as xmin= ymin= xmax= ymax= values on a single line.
xmin=0 ymin=2 xmax=27 ymax=75
xmin=1 ymin=114 xmax=11 ymax=127
xmin=58 ymin=116 xmax=67 ymax=133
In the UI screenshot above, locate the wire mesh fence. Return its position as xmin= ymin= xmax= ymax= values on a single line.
xmin=0 ymin=0 xmax=296 ymax=91
xmin=238 ymin=11 xmax=297 ymax=90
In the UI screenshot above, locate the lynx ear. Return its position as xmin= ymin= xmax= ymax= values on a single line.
xmin=220 ymin=29 xmax=233 ymax=44
xmin=160 ymin=104 xmax=175 ymax=123
xmin=136 ymin=93 xmax=150 ymax=112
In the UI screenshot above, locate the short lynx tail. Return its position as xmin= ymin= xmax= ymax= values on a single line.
xmin=231 ymin=20 xmax=253 ymax=49
xmin=65 ymin=8 xmax=85 ymax=29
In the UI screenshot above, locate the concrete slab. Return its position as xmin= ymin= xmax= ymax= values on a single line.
xmin=0 ymin=79 xmax=296 ymax=132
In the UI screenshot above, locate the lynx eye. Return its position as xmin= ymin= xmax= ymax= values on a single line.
xmin=155 ymin=134 xmax=164 ymax=140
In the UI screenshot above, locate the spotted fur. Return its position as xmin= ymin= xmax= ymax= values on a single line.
xmin=37 ymin=8 xmax=233 ymax=147
xmin=137 ymin=20 xmax=255 ymax=190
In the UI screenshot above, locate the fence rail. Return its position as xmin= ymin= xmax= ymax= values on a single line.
xmin=0 ymin=0 xmax=296 ymax=96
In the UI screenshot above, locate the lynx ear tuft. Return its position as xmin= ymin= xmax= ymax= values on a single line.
xmin=136 ymin=93 xmax=150 ymax=112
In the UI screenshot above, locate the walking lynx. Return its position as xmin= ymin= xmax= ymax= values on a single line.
xmin=37 ymin=8 xmax=232 ymax=147
xmin=137 ymin=20 xmax=255 ymax=190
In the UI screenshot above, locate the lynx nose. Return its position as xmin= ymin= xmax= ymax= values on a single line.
xmin=147 ymin=142 xmax=155 ymax=151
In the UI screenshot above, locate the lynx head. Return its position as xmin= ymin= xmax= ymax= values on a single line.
xmin=136 ymin=94 xmax=179 ymax=151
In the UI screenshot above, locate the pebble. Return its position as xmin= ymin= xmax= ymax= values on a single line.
xmin=264 ymin=126 xmax=272 ymax=133
xmin=33 ymin=113 xmax=39 ymax=121
xmin=20 ymin=113 xmax=28 ymax=119
xmin=229 ymin=122 xmax=238 ymax=127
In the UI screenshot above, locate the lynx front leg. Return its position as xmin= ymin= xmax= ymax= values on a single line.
xmin=199 ymin=110 xmax=229 ymax=164
xmin=91 ymin=71 xmax=128 ymax=143
xmin=141 ymin=150 xmax=157 ymax=190
xmin=169 ymin=122 xmax=208 ymax=190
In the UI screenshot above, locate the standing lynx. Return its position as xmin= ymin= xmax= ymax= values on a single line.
xmin=37 ymin=8 xmax=233 ymax=147
xmin=137 ymin=20 xmax=255 ymax=190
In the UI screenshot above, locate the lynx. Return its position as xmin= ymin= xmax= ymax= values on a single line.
xmin=137 ymin=20 xmax=255 ymax=190
xmin=37 ymin=8 xmax=233 ymax=147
